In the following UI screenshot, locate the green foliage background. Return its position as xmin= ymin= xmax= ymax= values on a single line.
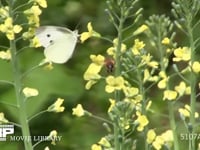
xmin=0 ymin=0 xmax=194 ymax=150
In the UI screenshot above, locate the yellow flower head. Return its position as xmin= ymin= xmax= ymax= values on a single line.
xmin=47 ymin=130 xmax=58 ymax=145
xmin=90 ymin=54 xmax=105 ymax=66
xmin=72 ymin=104 xmax=85 ymax=117
xmin=161 ymin=130 xmax=173 ymax=142
xmin=0 ymin=6 xmax=9 ymax=19
xmin=22 ymin=87 xmax=39 ymax=98
xmin=91 ymin=144 xmax=102 ymax=150
xmin=147 ymin=129 xmax=156 ymax=144
xmin=98 ymin=137 xmax=111 ymax=147
xmin=133 ymin=24 xmax=148 ymax=36
xmin=135 ymin=113 xmax=149 ymax=131
xmin=0 ymin=17 xmax=22 ymax=40
xmin=173 ymin=47 xmax=191 ymax=62
xmin=123 ymin=86 xmax=139 ymax=97
xmin=161 ymin=37 xmax=170 ymax=45
xmin=152 ymin=136 xmax=164 ymax=150
xmin=178 ymin=104 xmax=199 ymax=119
xmin=192 ymin=61 xmax=200 ymax=73
xmin=47 ymin=98 xmax=65 ymax=113
xmin=175 ymin=81 xmax=190 ymax=96
xmin=105 ymin=76 xmax=125 ymax=93
xmin=0 ymin=50 xmax=11 ymax=60
xmin=163 ymin=90 xmax=177 ymax=101
xmin=0 ymin=113 xmax=9 ymax=124
xmin=80 ymin=22 xmax=101 ymax=43
xmin=132 ymin=39 xmax=145 ymax=55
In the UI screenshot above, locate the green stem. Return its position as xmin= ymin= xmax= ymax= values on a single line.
xmin=113 ymin=7 xmax=124 ymax=150
xmin=187 ymin=22 xmax=196 ymax=150
xmin=10 ymin=39 xmax=33 ymax=150
xmin=168 ymin=102 xmax=179 ymax=150
xmin=28 ymin=110 xmax=47 ymax=122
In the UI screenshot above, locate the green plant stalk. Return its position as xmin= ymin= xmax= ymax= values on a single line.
xmin=168 ymin=102 xmax=179 ymax=150
xmin=10 ymin=40 xmax=33 ymax=150
xmin=156 ymin=22 xmax=179 ymax=150
xmin=187 ymin=22 xmax=196 ymax=150
xmin=113 ymin=10 xmax=125 ymax=150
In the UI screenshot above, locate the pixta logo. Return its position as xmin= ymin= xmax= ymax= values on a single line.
xmin=0 ymin=125 xmax=14 ymax=141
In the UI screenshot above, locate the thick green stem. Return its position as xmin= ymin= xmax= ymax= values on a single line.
xmin=168 ymin=102 xmax=179 ymax=150
xmin=10 ymin=40 xmax=33 ymax=150
xmin=188 ymin=22 xmax=196 ymax=150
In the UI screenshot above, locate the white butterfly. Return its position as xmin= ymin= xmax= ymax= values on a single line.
xmin=35 ymin=26 xmax=78 ymax=64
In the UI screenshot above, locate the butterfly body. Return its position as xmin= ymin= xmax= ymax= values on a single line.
xmin=35 ymin=26 xmax=78 ymax=64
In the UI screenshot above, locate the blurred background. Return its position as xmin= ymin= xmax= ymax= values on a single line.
xmin=1 ymin=0 xmax=193 ymax=150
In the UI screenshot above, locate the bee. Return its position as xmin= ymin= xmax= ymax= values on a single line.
xmin=104 ymin=58 xmax=115 ymax=73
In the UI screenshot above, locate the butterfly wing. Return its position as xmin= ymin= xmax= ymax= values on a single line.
xmin=35 ymin=26 xmax=78 ymax=63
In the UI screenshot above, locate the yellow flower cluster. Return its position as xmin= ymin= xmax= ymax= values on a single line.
xmin=147 ymin=129 xmax=173 ymax=150
xmin=0 ymin=17 xmax=22 ymax=40
xmin=132 ymin=39 xmax=145 ymax=55
xmin=84 ymin=54 xmax=105 ymax=90
xmin=0 ymin=50 xmax=11 ymax=60
xmin=178 ymin=104 xmax=199 ymax=120
xmin=23 ymin=0 xmax=47 ymax=47
xmin=107 ymin=38 xmax=127 ymax=56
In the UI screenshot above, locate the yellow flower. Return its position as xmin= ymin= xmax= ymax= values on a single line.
xmin=143 ymin=69 xmax=158 ymax=83
xmin=0 ymin=50 xmax=11 ymax=60
xmin=133 ymin=24 xmax=148 ymax=36
xmin=106 ymin=39 xmax=126 ymax=56
xmin=91 ymin=144 xmax=102 ymax=150
xmin=83 ymin=55 xmax=105 ymax=89
xmin=157 ymin=78 xmax=168 ymax=89
xmin=0 ymin=113 xmax=9 ymax=124
xmin=0 ymin=17 xmax=22 ymax=40
xmin=123 ymin=86 xmax=139 ymax=97
xmin=161 ymin=130 xmax=173 ymax=142
xmin=157 ymin=71 xmax=168 ymax=89
xmin=30 ymin=36 xmax=41 ymax=47
xmin=161 ymin=37 xmax=170 ymax=45
xmin=163 ymin=90 xmax=177 ymax=101
xmin=173 ymin=47 xmax=191 ymax=62
xmin=105 ymin=76 xmax=125 ymax=93
xmin=178 ymin=104 xmax=199 ymax=119
xmin=24 ymin=5 xmax=41 ymax=27
xmin=90 ymin=54 xmax=105 ymax=66
xmin=152 ymin=136 xmax=164 ymax=150
xmin=98 ymin=137 xmax=111 ymax=147
xmin=80 ymin=22 xmax=101 ymax=43
xmin=0 ymin=6 xmax=9 ymax=19
xmin=35 ymin=0 xmax=47 ymax=8
xmin=47 ymin=98 xmax=65 ymax=113
xmin=192 ymin=61 xmax=200 ymax=73
xmin=132 ymin=39 xmax=145 ymax=55
xmin=47 ymin=130 xmax=58 ymax=145
xmin=135 ymin=113 xmax=149 ymax=131
xmin=108 ymin=99 xmax=116 ymax=112
xmin=72 ymin=104 xmax=85 ymax=117
xmin=147 ymin=129 xmax=156 ymax=144
xmin=22 ymin=87 xmax=39 ymax=98
xmin=175 ymin=81 xmax=190 ymax=96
